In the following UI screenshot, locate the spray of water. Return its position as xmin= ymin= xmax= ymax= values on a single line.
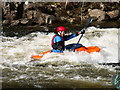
xmin=1 ymin=27 xmax=119 ymax=88
xmin=1 ymin=27 xmax=119 ymax=65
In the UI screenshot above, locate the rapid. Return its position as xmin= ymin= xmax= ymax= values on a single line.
xmin=1 ymin=26 xmax=119 ymax=88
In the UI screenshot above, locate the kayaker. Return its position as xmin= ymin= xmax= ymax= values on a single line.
xmin=51 ymin=26 xmax=85 ymax=53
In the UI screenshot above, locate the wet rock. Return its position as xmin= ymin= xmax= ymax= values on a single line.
xmin=20 ymin=18 xmax=29 ymax=25
xmin=25 ymin=10 xmax=37 ymax=19
xmin=11 ymin=20 xmax=19 ymax=26
xmin=46 ymin=15 xmax=55 ymax=24
xmin=41 ymin=4 xmax=55 ymax=15
xmin=55 ymin=8 xmax=68 ymax=22
xmin=67 ymin=18 xmax=76 ymax=23
xmin=5 ymin=11 xmax=15 ymax=21
xmin=3 ymin=20 xmax=18 ymax=26
xmin=34 ymin=12 xmax=44 ymax=25
xmin=88 ymin=9 xmax=106 ymax=21
xmin=106 ymin=10 xmax=119 ymax=19
xmin=25 ymin=10 xmax=56 ymax=25
xmin=2 ymin=20 xmax=10 ymax=25
xmin=24 ymin=2 xmax=43 ymax=11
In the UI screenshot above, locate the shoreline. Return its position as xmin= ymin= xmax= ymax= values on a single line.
xmin=2 ymin=20 xmax=120 ymax=37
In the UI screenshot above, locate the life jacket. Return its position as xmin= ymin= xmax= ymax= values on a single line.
xmin=51 ymin=35 xmax=65 ymax=50
xmin=51 ymin=35 xmax=57 ymax=45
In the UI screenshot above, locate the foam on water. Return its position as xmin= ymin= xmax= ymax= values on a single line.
xmin=1 ymin=27 xmax=119 ymax=66
xmin=1 ymin=27 xmax=119 ymax=88
xmin=32 ymin=27 xmax=118 ymax=64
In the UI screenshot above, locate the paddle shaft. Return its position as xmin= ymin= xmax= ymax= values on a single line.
xmin=72 ymin=17 xmax=93 ymax=51
xmin=77 ymin=34 xmax=83 ymax=44
xmin=77 ymin=17 xmax=93 ymax=44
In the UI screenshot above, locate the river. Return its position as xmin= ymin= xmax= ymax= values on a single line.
xmin=1 ymin=26 xmax=119 ymax=89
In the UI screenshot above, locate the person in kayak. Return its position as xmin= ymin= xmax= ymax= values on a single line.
xmin=51 ymin=26 xmax=85 ymax=53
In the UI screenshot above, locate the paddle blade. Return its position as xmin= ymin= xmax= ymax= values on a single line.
xmin=31 ymin=55 xmax=43 ymax=59
xmin=84 ymin=17 xmax=93 ymax=29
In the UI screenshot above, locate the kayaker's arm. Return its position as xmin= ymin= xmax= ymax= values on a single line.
xmin=64 ymin=30 xmax=85 ymax=41
xmin=64 ymin=33 xmax=79 ymax=41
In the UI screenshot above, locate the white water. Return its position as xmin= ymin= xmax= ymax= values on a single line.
xmin=1 ymin=27 xmax=119 ymax=66
xmin=1 ymin=27 xmax=119 ymax=88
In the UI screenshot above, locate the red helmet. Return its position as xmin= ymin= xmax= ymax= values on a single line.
xmin=56 ymin=26 xmax=66 ymax=32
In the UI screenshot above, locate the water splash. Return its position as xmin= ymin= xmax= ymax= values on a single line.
xmin=1 ymin=27 xmax=119 ymax=88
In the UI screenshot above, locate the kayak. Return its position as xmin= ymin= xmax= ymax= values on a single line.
xmin=31 ymin=17 xmax=95 ymax=61
xmin=31 ymin=43 xmax=100 ymax=60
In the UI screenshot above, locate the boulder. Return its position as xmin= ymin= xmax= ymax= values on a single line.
xmin=88 ymin=9 xmax=106 ymax=21
xmin=34 ymin=15 xmax=44 ymax=25
xmin=67 ymin=18 xmax=76 ymax=23
xmin=106 ymin=10 xmax=119 ymax=19
xmin=23 ymin=10 xmax=55 ymax=25
xmin=11 ymin=20 xmax=19 ymax=26
xmin=25 ymin=10 xmax=37 ymax=19
xmin=2 ymin=20 xmax=10 ymax=25
xmin=45 ymin=15 xmax=55 ymax=24
xmin=20 ymin=18 xmax=29 ymax=25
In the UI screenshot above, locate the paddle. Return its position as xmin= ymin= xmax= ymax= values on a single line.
xmin=77 ymin=17 xmax=93 ymax=44
xmin=71 ymin=17 xmax=93 ymax=51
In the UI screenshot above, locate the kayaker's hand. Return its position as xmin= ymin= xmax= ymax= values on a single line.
xmin=80 ymin=29 xmax=85 ymax=34
xmin=78 ymin=29 xmax=85 ymax=35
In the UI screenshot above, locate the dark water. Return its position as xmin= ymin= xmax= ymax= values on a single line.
xmin=1 ymin=62 xmax=118 ymax=88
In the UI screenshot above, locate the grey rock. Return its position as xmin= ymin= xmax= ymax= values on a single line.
xmin=2 ymin=20 xmax=10 ymax=25
xmin=20 ymin=18 xmax=29 ymax=24
xmin=106 ymin=10 xmax=119 ymax=19
xmin=25 ymin=10 xmax=37 ymax=19
xmin=11 ymin=20 xmax=19 ymax=26
xmin=88 ymin=9 xmax=106 ymax=21
xmin=46 ymin=15 xmax=55 ymax=24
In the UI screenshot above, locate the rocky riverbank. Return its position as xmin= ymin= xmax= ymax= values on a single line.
xmin=1 ymin=2 xmax=120 ymax=37
xmin=1 ymin=2 xmax=120 ymax=26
